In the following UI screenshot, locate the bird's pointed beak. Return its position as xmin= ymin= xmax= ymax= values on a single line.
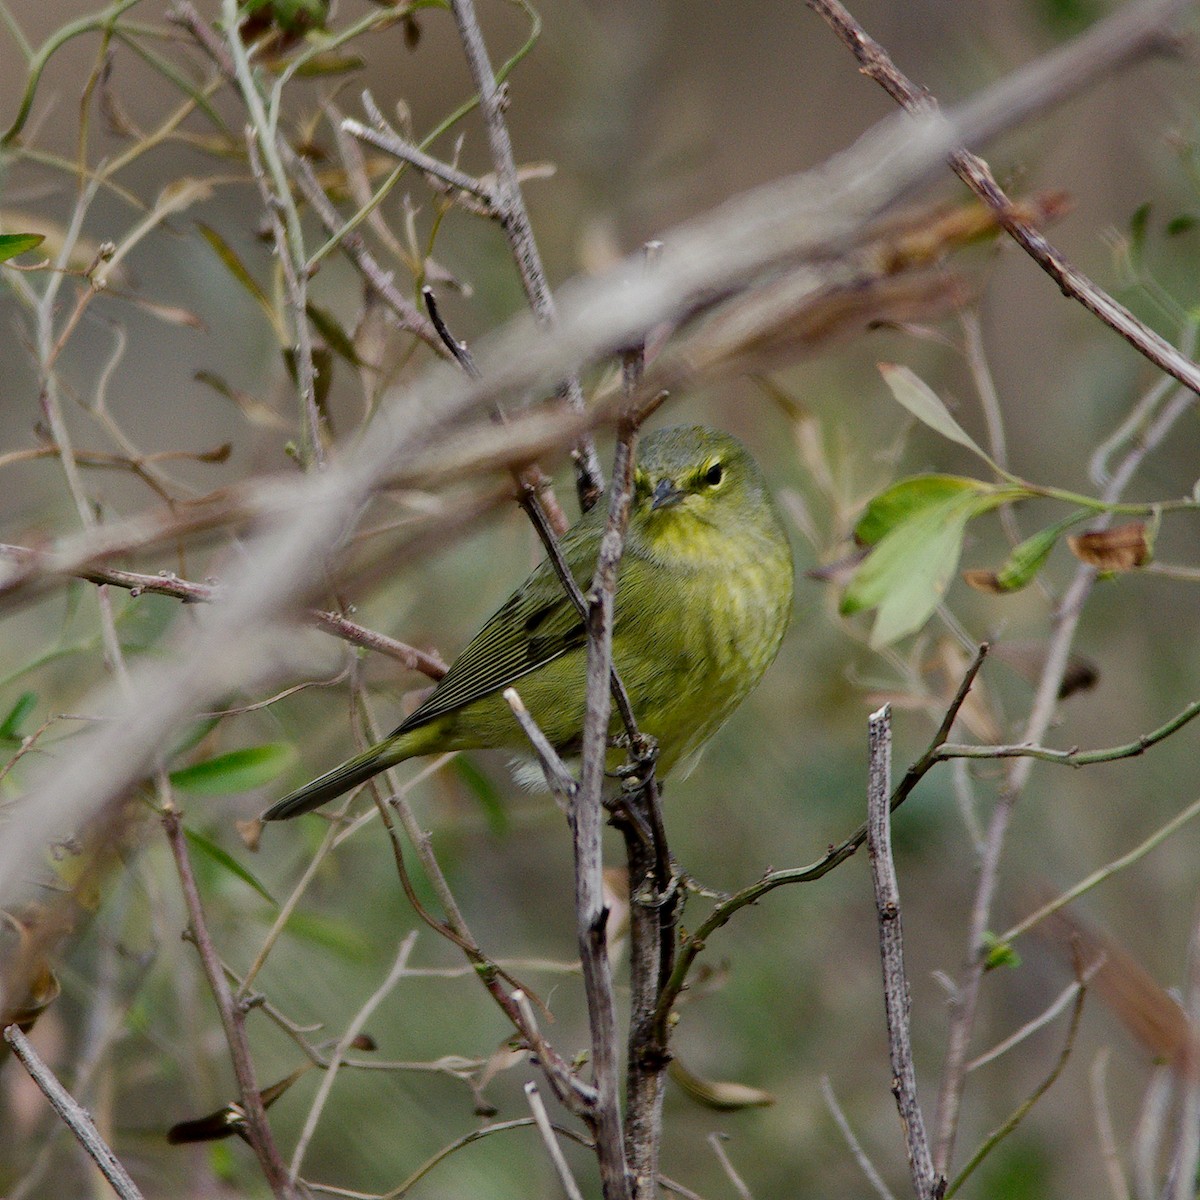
xmin=650 ymin=478 xmax=685 ymax=511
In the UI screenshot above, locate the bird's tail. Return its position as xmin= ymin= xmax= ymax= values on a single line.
xmin=262 ymin=741 xmax=405 ymax=821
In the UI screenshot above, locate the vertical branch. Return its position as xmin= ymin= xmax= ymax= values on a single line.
xmin=162 ymin=808 xmax=298 ymax=1200
xmin=616 ymin=316 xmax=672 ymax=1200
xmin=446 ymin=0 xmax=605 ymax=510
xmin=867 ymin=706 xmax=941 ymax=1200
xmin=221 ymin=0 xmax=323 ymax=468
xmin=571 ymin=415 xmax=639 ymax=1200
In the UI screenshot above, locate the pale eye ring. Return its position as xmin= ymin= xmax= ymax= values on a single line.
xmin=703 ymin=461 xmax=724 ymax=487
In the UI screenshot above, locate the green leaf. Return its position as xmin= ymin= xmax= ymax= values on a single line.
xmin=0 ymin=233 xmax=44 ymax=263
xmin=982 ymin=932 xmax=1021 ymax=971
xmin=843 ymin=484 xmax=1010 ymax=646
xmin=855 ymin=475 xmax=989 ymax=546
xmin=453 ymin=756 xmax=507 ymax=836
xmin=0 ymin=692 xmax=37 ymax=741
xmin=878 ymin=363 xmax=987 ymax=459
xmin=283 ymin=910 xmax=373 ymax=961
xmin=306 ymin=302 xmax=364 ymax=367
xmin=965 ymin=511 xmax=1089 ymax=594
xmin=290 ymin=52 xmax=365 ymax=77
xmin=1167 ymin=214 xmax=1197 ymax=237
xmin=170 ymin=743 xmax=297 ymax=796
xmin=197 ymin=223 xmax=276 ymax=329
xmin=184 ymin=827 xmax=277 ymax=906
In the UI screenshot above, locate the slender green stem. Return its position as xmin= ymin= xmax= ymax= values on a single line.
xmin=996 ymin=792 xmax=1200 ymax=947
xmin=943 ymin=981 xmax=1085 ymax=1198
xmin=0 ymin=0 xmax=33 ymax=60
xmin=2 ymin=0 xmax=147 ymax=145
xmin=111 ymin=28 xmax=230 ymax=136
xmin=937 ymin=697 xmax=1200 ymax=770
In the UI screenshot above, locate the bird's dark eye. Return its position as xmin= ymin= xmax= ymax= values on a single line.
xmin=703 ymin=461 xmax=724 ymax=487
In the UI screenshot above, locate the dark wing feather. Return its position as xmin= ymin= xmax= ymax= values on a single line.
xmin=391 ymin=515 xmax=599 ymax=734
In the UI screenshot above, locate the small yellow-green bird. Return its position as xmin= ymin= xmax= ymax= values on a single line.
xmin=263 ymin=426 xmax=793 ymax=821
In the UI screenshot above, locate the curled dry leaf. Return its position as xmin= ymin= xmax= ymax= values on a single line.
xmin=990 ymin=639 xmax=1099 ymax=699
xmin=0 ymin=909 xmax=61 ymax=1037
xmin=235 ymin=818 xmax=264 ymax=852
xmin=868 ymin=189 xmax=1072 ymax=275
xmin=1038 ymin=904 xmax=1197 ymax=1074
xmin=668 ymin=1058 xmax=775 ymax=1111
xmin=1067 ymin=521 xmax=1152 ymax=571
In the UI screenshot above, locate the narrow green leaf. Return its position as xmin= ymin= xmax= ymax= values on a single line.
xmin=170 ymin=743 xmax=297 ymax=796
xmin=855 ymin=475 xmax=990 ymax=546
xmin=290 ymin=52 xmax=365 ymax=77
xmin=306 ymin=302 xmax=363 ymax=366
xmin=878 ymin=363 xmax=987 ymax=459
xmin=282 ymin=910 xmax=373 ymax=961
xmin=0 ymin=692 xmax=37 ymax=741
xmin=1167 ymin=214 xmax=1197 ymax=237
xmin=988 ymin=511 xmax=1088 ymax=593
xmin=184 ymin=827 xmax=277 ymax=906
xmin=453 ymin=756 xmax=507 ymax=836
xmin=0 ymin=233 xmax=44 ymax=263
xmin=197 ymin=223 xmax=276 ymax=327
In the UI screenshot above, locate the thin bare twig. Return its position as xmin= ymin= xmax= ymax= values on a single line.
xmin=822 ymin=1076 xmax=898 ymax=1200
xmin=504 ymin=688 xmax=578 ymax=804
xmin=289 ymin=935 xmax=417 ymax=1179
xmin=942 ymin=973 xmax=1087 ymax=1199
xmin=446 ymin=0 xmax=604 ymax=510
xmin=3 ymin=1024 xmax=145 ymax=1200
xmin=0 ymin=544 xmax=448 ymax=676
xmin=966 ymin=959 xmax=1101 ymax=1072
xmin=525 ymin=1082 xmax=587 ymax=1200
xmin=570 ymin=414 xmax=641 ymax=1198
xmin=162 ymin=807 xmax=298 ymax=1199
xmin=707 ymin=1134 xmax=754 ymax=1200
xmin=342 ymin=114 xmax=498 ymax=209
xmin=867 ymin=706 xmax=941 ymax=1200
xmin=807 ymin=0 xmax=1200 ymax=394
xmin=1089 ymin=1050 xmax=1131 ymax=1200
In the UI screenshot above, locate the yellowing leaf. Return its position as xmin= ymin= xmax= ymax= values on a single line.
xmin=669 ymin=1059 xmax=775 ymax=1111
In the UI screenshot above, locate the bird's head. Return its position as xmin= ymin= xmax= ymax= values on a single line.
xmin=630 ymin=426 xmax=773 ymax=564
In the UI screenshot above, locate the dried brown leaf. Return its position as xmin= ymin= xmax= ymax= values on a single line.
xmin=1067 ymin=522 xmax=1151 ymax=571
xmin=1039 ymin=905 xmax=1196 ymax=1072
